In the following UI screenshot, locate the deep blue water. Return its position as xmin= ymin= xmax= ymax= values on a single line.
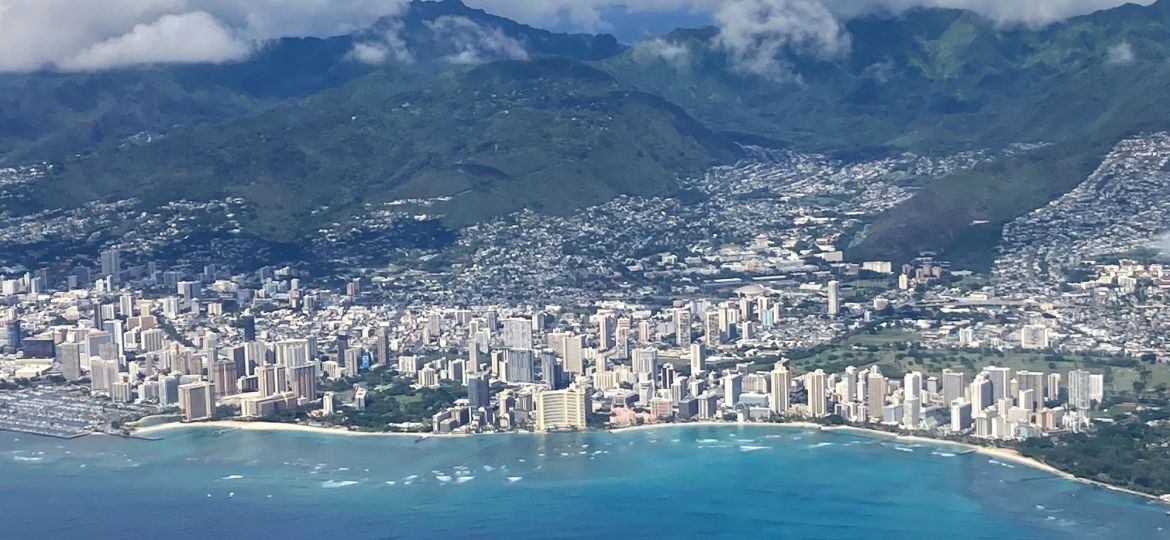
xmin=1 ymin=425 xmax=1167 ymax=539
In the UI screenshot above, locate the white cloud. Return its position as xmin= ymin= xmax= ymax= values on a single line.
xmin=714 ymin=0 xmax=850 ymax=81
xmin=426 ymin=16 xmax=529 ymax=65
xmin=0 ymin=0 xmax=407 ymax=72
xmin=1105 ymin=41 xmax=1134 ymax=65
xmin=57 ymin=12 xmax=251 ymax=71
xmin=0 ymin=0 xmax=1155 ymax=72
xmin=633 ymin=37 xmax=693 ymax=68
xmin=349 ymin=19 xmax=415 ymax=65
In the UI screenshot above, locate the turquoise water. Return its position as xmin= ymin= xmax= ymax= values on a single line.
xmin=1 ymin=425 xmax=1167 ymax=539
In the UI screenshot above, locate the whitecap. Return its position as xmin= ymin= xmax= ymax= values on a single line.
xmin=517 ymin=459 xmax=525 ymax=463
xmin=739 ymin=445 xmax=771 ymax=452
xmin=385 ymin=481 xmax=397 ymax=485
xmin=578 ymin=451 xmax=587 ymax=455
xmin=931 ymin=452 xmax=956 ymax=458
xmin=403 ymin=475 xmax=419 ymax=481
xmin=483 ymin=465 xmax=495 ymax=472
xmin=322 ymin=480 xmax=359 ymax=488
xmin=560 ymin=452 xmax=569 ymax=456
xmin=455 ymin=476 xmax=475 ymax=484
xmin=222 ymin=474 xmax=244 ymax=480
xmin=697 ymin=439 xmax=720 ymax=444
xmin=12 ymin=456 xmax=42 ymax=462
xmin=228 ymin=492 xmax=234 ymax=498
xmin=807 ymin=442 xmax=834 ymax=449
xmin=734 ymin=439 xmax=756 ymax=444
xmin=894 ymin=446 xmax=915 ymax=453
xmin=507 ymin=476 xmax=522 ymax=483
xmin=337 ymin=467 xmax=350 ymax=471
xmin=435 ymin=475 xmax=453 ymax=483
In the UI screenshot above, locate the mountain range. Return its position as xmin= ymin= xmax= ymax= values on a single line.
xmin=6 ymin=0 xmax=1170 ymax=266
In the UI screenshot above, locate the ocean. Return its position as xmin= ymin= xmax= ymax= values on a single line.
xmin=1 ymin=424 xmax=1166 ymax=539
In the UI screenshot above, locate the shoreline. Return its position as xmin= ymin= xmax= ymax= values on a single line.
xmin=130 ymin=419 xmax=1167 ymax=504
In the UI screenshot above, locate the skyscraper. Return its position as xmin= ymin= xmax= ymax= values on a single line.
xmin=690 ymin=343 xmax=706 ymax=375
xmin=504 ymin=348 xmax=536 ymax=384
xmin=807 ymin=369 xmax=827 ymax=417
xmin=1068 ymin=369 xmax=1092 ymax=410
xmin=179 ymin=382 xmax=216 ymax=421
xmin=724 ymin=372 xmax=743 ymax=407
xmin=56 ymin=342 xmax=82 ymax=381
xmin=99 ymin=248 xmax=121 ymax=282
xmin=769 ymin=364 xmax=791 ymax=415
xmin=4 ymin=320 xmax=21 ymax=354
xmin=866 ymin=368 xmax=886 ymax=422
xmin=827 ymin=280 xmax=840 ymax=317
xmin=564 ymin=334 xmax=585 ymax=374
xmin=983 ymin=367 xmax=1012 ymax=403
xmin=502 ymin=317 xmax=532 ymax=350
xmin=942 ymin=369 xmax=965 ymax=407
xmin=534 ymin=387 xmax=587 ymax=432
xmin=467 ymin=372 xmax=491 ymax=410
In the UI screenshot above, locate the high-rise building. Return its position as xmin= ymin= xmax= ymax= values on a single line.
xmin=273 ymin=339 xmax=312 ymax=367
xmin=690 ymin=343 xmax=706 ymax=375
xmin=902 ymin=397 xmax=921 ymax=429
xmin=769 ymin=364 xmax=791 ymax=415
xmin=827 ymin=280 xmax=840 ymax=317
xmin=950 ymin=399 xmax=973 ymax=432
xmin=724 ymin=373 xmax=743 ymax=407
xmin=4 ymin=320 xmax=21 ymax=354
xmin=1068 ymin=369 xmax=1092 ymax=410
xmin=504 ymin=348 xmax=536 ymax=384
xmin=843 ymin=365 xmax=858 ymax=403
xmin=502 ymin=317 xmax=532 ymax=350
xmin=534 ymin=387 xmax=587 ymax=432
xmin=239 ymin=315 xmax=257 ymax=342
xmin=970 ymin=376 xmax=993 ymax=416
xmin=866 ymin=369 xmax=886 ymax=422
xmin=159 ymin=375 xmax=180 ymax=406
xmin=564 ymin=334 xmax=585 ymax=374
xmin=467 ymin=372 xmax=491 ymax=410
xmin=597 ymin=313 xmax=613 ymax=351
xmin=903 ymin=371 xmax=923 ymax=402
xmin=983 ymin=367 xmax=1012 ymax=403
xmin=178 ymin=382 xmax=216 ymax=421
xmin=99 ymin=248 xmax=121 ymax=282
xmin=1046 ymin=373 xmax=1062 ymax=402
xmin=942 ymin=369 xmax=965 ymax=407
xmin=632 ymin=348 xmax=658 ymax=381
xmin=807 ymin=369 xmax=827 ymax=417
xmin=56 ymin=342 xmax=83 ymax=381
xmin=257 ymin=364 xmax=287 ymax=398
xmin=1016 ymin=370 xmax=1045 ymax=410
xmin=375 ymin=325 xmax=390 ymax=367
xmin=212 ymin=361 xmax=239 ymax=396
xmin=672 ymin=308 xmax=689 ymax=346
xmin=287 ymin=363 xmax=318 ymax=401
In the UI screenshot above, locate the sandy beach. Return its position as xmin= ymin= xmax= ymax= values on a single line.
xmin=132 ymin=420 xmax=442 ymax=438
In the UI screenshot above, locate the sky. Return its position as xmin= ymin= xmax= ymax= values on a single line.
xmin=0 ymin=0 xmax=1154 ymax=72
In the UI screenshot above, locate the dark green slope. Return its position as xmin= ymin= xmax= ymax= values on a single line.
xmin=605 ymin=2 xmax=1170 ymax=153
xmin=39 ymin=58 xmax=739 ymax=241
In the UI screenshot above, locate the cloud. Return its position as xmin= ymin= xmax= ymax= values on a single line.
xmin=633 ymin=37 xmax=692 ymax=68
xmin=426 ymin=16 xmax=529 ymax=64
xmin=1105 ymin=41 xmax=1134 ymax=65
xmin=0 ymin=0 xmax=407 ymax=72
xmin=713 ymin=0 xmax=850 ymax=81
xmin=0 ymin=0 xmax=1156 ymax=72
xmin=349 ymin=19 xmax=415 ymax=65
xmin=57 ymin=12 xmax=251 ymax=71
